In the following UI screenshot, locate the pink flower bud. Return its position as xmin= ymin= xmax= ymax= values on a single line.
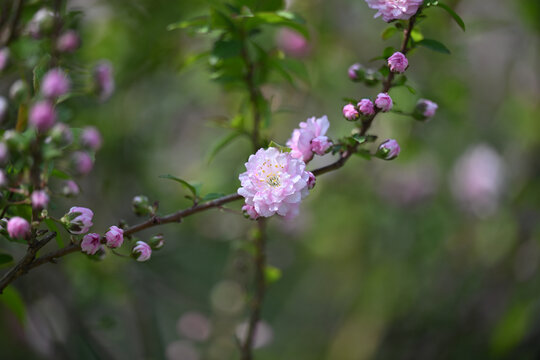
xmin=80 ymin=126 xmax=102 ymax=150
xmin=7 ymin=217 xmax=30 ymax=239
xmin=62 ymin=206 xmax=93 ymax=234
xmin=41 ymin=68 xmax=70 ymax=98
xmin=133 ymin=241 xmax=152 ymax=262
xmin=105 ymin=225 xmax=124 ymax=248
xmin=29 ymin=101 xmax=56 ymax=132
xmin=242 ymin=204 xmax=260 ymax=220
xmin=56 ymin=30 xmax=80 ymax=53
xmin=307 ymin=171 xmax=316 ymax=190
xmin=377 ymin=139 xmax=401 ymax=160
xmin=0 ymin=48 xmax=10 ymax=72
xmin=49 ymin=123 xmax=73 ymax=146
xmin=73 ymin=151 xmax=93 ymax=175
xmin=62 ymin=180 xmax=80 ymax=197
xmin=94 ymin=60 xmax=114 ymax=101
xmin=416 ymin=99 xmax=438 ymax=119
xmin=342 ymin=104 xmax=359 ymax=121
xmin=31 ymin=190 xmax=49 ymax=209
xmin=375 ymin=93 xmax=393 ymax=112
xmin=387 ymin=52 xmax=408 ymax=73
xmin=348 ymin=63 xmax=363 ymax=81
xmin=311 ymin=136 xmax=331 ymax=155
xmin=149 ymin=234 xmax=164 ymax=249
xmin=357 ymin=98 xmax=375 ymax=116
xmin=81 ymin=233 xmax=101 ymax=255
xmin=276 ymin=28 xmax=310 ymax=58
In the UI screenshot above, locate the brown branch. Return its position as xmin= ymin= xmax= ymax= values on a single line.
xmin=240 ymin=219 xmax=267 ymax=360
xmin=0 ymin=232 xmax=56 ymax=293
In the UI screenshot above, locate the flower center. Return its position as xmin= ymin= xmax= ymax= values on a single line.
xmin=267 ymin=175 xmax=281 ymax=187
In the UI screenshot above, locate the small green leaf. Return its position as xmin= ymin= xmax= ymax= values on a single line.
xmin=44 ymin=219 xmax=63 ymax=247
xmin=50 ymin=168 xmax=71 ymax=180
xmin=0 ymin=286 xmax=26 ymax=324
xmin=383 ymin=46 xmax=396 ymax=59
xmin=268 ymin=141 xmax=291 ymax=153
xmin=352 ymin=134 xmax=378 ymax=144
xmin=265 ymin=265 xmax=282 ymax=284
xmin=410 ymin=28 xmax=424 ymax=42
xmin=381 ymin=26 xmax=398 ymax=40
xmin=0 ymin=253 xmax=13 ymax=266
xmin=417 ymin=39 xmax=451 ymax=54
xmin=159 ymin=175 xmax=200 ymax=199
xmin=405 ymin=85 xmax=416 ymax=94
xmin=436 ymin=2 xmax=466 ymax=31
xmin=167 ymin=16 xmax=210 ymax=33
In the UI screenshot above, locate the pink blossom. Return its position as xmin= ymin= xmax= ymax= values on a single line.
xmin=94 ymin=60 xmax=114 ymax=101
xmin=7 ymin=217 xmax=30 ymax=239
xmin=81 ymin=233 xmax=101 ymax=255
xmin=80 ymin=126 xmax=102 ymax=150
xmin=56 ymin=30 xmax=80 ymax=53
xmin=357 ymin=99 xmax=375 ymax=115
xmin=377 ymin=139 xmax=401 ymax=160
xmin=365 ymin=0 xmax=423 ymax=22
xmin=62 ymin=206 xmax=93 ymax=234
xmin=29 ymin=101 xmax=56 ymax=132
xmin=105 ymin=225 xmax=124 ymax=248
xmin=73 ymin=151 xmax=93 ymax=175
xmin=133 ymin=241 xmax=152 ymax=262
xmin=238 ymin=147 xmax=311 ymax=219
xmin=242 ymin=204 xmax=259 ymax=220
xmin=286 ymin=115 xmax=331 ymax=162
xmin=388 ymin=51 xmax=408 ymax=73
xmin=31 ymin=190 xmax=49 ymax=209
xmin=41 ymin=68 xmax=70 ymax=98
xmin=276 ymin=28 xmax=310 ymax=58
xmin=342 ymin=104 xmax=359 ymax=121
xmin=417 ymin=99 xmax=438 ymax=118
xmin=375 ymin=93 xmax=393 ymax=112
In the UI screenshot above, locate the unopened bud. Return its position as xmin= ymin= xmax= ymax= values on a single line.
xmin=149 ymin=234 xmax=164 ymax=250
xmin=132 ymin=195 xmax=152 ymax=216
xmin=376 ymin=139 xmax=401 ymax=160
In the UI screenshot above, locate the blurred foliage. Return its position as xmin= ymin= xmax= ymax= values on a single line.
xmin=1 ymin=0 xmax=540 ymax=359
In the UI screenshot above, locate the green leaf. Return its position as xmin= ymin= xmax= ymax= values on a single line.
xmin=44 ymin=219 xmax=63 ymax=247
xmin=206 ymin=131 xmax=243 ymax=164
xmin=355 ymin=149 xmax=372 ymax=160
xmin=167 ymin=16 xmax=210 ymax=33
xmin=265 ymin=265 xmax=282 ymax=284
xmin=159 ymin=175 xmax=200 ymax=199
xmin=0 ymin=286 xmax=25 ymax=324
xmin=246 ymin=11 xmax=309 ymax=38
xmin=405 ymin=85 xmax=416 ymax=94
xmin=32 ymin=55 xmax=51 ymax=93
xmin=417 ymin=39 xmax=451 ymax=54
xmin=381 ymin=26 xmax=398 ymax=40
xmin=383 ymin=46 xmax=396 ymax=59
xmin=352 ymin=134 xmax=378 ymax=144
xmin=212 ymin=39 xmax=243 ymax=60
xmin=50 ymin=168 xmax=71 ymax=180
xmin=268 ymin=141 xmax=291 ymax=153
xmin=202 ymin=193 xmax=226 ymax=201
xmin=436 ymin=2 xmax=466 ymax=31
xmin=0 ymin=253 xmax=13 ymax=266
xmin=410 ymin=28 xmax=424 ymax=42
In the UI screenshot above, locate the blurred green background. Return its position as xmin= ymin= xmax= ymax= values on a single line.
xmin=2 ymin=0 xmax=540 ymax=359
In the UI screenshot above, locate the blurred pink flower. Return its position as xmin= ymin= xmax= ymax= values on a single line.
xmin=41 ymin=68 xmax=70 ymax=98
xmin=73 ymin=151 xmax=93 ymax=175
xmin=276 ymin=28 xmax=310 ymax=58
xmin=451 ymin=145 xmax=504 ymax=216
xmin=417 ymin=99 xmax=438 ymax=118
xmin=56 ymin=30 xmax=80 ymax=53
xmin=365 ymin=0 xmax=423 ymax=22
xmin=80 ymin=126 xmax=103 ymax=150
xmin=94 ymin=60 xmax=114 ymax=101
xmin=29 ymin=101 xmax=56 ymax=132
xmin=287 ymin=115 xmax=331 ymax=162
xmin=177 ymin=312 xmax=212 ymax=342
xmin=31 ymin=190 xmax=49 ymax=209
xmin=238 ymin=147 xmax=311 ymax=219
xmin=7 ymin=217 xmax=30 ymax=239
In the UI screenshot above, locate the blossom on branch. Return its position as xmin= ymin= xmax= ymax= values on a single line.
xmin=365 ymin=0 xmax=423 ymax=22
xmin=287 ymin=115 xmax=332 ymax=162
xmin=238 ymin=148 xmax=311 ymax=219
